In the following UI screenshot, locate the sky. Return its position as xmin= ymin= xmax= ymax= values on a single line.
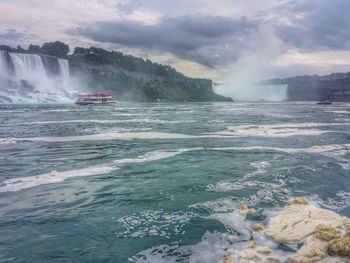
xmin=1 ymin=0 xmax=350 ymax=82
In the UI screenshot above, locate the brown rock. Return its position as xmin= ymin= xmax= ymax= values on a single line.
xmin=251 ymin=223 xmax=264 ymax=232
xmin=328 ymin=230 xmax=350 ymax=257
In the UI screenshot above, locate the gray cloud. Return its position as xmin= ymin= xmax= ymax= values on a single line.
xmin=72 ymin=15 xmax=259 ymax=67
xmin=0 ymin=29 xmax=25 ymax=46
xmin=71 ymin=0 xmax=350 ymax=69
xmin=273 ymin=0 xmax=350 ymax=50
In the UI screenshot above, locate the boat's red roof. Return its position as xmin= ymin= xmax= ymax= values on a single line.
xmin=79 ymin=92 xmax=112 ymax=97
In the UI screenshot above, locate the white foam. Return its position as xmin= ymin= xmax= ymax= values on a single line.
xmin=211 ymin=144 xmax=350 ymax=155
xmin=207 ymin=180 xmax=278 ymax=193
xmin=190 ymin=197 xmax=238 ymax=213
xmin=130 ymin=188 xmax=347 ymax=263
xmin=132 ymin=198 xmax=293 ymax=263
xmin=311 ymin=192 xmax=350 ymax=212
xmin=189 ymin=231 xmax=292 ymax=263
xmin=4 ymin=121 xmax=350 ymax=143
xmin=3 ymin=132 xmax=197 ymax=143
xmin=130 ymin=244 xmax=189 ymax=263
xmin=325 ymin=110 xmax=350 ymax=114
xmin=117 ymin=210 xmax=193 ymax=239
xmin=249 ymin=161 xmax=270 ymax=175
xmin=0 ymin=148 xmax=192 ymax=192
xmin=209 ymin=122 xmax=350 ymax=138
xmin=4 ymin=118 xmax=195 ymax=126
xmin=0 ymin=138 xmax=18 ymax=144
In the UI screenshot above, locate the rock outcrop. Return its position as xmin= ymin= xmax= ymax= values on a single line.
xmin=261 ymin=72 xmax=350 ymax=101
xmin=69 ymin=60 xmax=232 ymax=102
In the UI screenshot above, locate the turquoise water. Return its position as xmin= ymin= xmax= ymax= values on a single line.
xmin=0 ymin=102 xmax=349 ymax=262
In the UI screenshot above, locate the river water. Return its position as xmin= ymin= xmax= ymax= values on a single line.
xmin=0 ymin=102 xmax=349 ymax=262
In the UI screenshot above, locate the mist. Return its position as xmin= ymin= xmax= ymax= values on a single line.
xmin=215 ymin=24 xmax=288 ymax=102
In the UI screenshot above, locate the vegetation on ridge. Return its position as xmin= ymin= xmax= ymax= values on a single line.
xmin=68 ymin=46 xmax=232 ymax=102
xmin=0 ymin=42 xmax=232 ymax=102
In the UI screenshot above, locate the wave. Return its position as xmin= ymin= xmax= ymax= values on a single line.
xmin=4 ymin=118 xmax=195 ymax=126
xmin=0 ymin=132 xmax=199 ymax=143
xmin=3 ymin=121 xmax=348 ymax=143
xmin=325 ymin=110 xmax=350 ymax=114
xmin=210 ymin=143 xmax=350 ymax=154
xmin=208 ymin=122 xmax=350 ymax=138
xmin=0 ymin=149 xmax=193 ymax=193
xmin=1 ymin=143 xmax=349 ymax=192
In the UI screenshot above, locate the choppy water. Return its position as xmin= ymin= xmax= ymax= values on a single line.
xmin=0 ymin=102 xmax=349 ymax=262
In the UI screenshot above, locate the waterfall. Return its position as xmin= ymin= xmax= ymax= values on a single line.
xmin=58 ymin=58 xmax=73 ymax=92
xmin=0 ymin=51 xmax=10 ymax=79
xmin=258 ymin=85 xmax=288 ymax=101
xmin=0 ymin=51 xmax=77 ymax=103
xmin=10 ymin=53 xmax=48 ymax=80
xmin=216 ymin=83 xmax=288 ymax=102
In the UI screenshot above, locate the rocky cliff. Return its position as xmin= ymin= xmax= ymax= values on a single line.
xmin=0 ymin=44 xmax=233 ymax=103
xmin=261 ymin=72 xmax=350 ymax=101
xmin=68 ymin=47 xmax=232 ymax=102
xmin=69 ymin=61 xmax=231 ymax=102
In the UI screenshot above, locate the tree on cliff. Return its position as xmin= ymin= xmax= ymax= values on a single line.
xmin=28 ymin=44 xmax=42 ymax=54
xmin=41 ymin=41 xmax=69 ymax=57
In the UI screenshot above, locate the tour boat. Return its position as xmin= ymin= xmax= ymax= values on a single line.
xmin=75 ymin=92 xmax=116 ymax=105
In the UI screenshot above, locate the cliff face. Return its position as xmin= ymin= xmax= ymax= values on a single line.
xmin=70 ymin=61 xmax=231 ymax=102
xmin=68 ymin=48 xmax=233 ymax=102
xmin=0 ymin=45 xmax=233 ymax=103
xmin=262 ymin=72 xmax=350 ymax=101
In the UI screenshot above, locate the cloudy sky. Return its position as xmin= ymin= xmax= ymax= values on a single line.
xmin=1 ymin=0 xmax=350 ymax=81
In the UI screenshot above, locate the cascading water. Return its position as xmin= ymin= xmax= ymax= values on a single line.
xmin=0 ymin=51 xmax=10 ymax=79
xmin=0 ymin=50 xmax=77 ymax=103
xmin=257 ymin=84 xmax=288 ymax=101
xmin=216 ymin=83 xmax=288 ymax=102
xmin=58 ymin=58 xmax=75 ymax=95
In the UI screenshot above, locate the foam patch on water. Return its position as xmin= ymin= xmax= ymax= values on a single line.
xmin=210 ymin=144 xmax=350 ymax=171
xmin=325 ymin=110 xmax=350 ymax=114
xmin=0 ymin=138 xmax=18 ymax=144
xmin=211 ymin=144 xmax=350 ymax=155
xmin=209 ymin=122 xmax=350 ymax=138
xmin=1 ymin=132 xmax=198 ymax=143
xmin=311 ymin=191 xmax=350 ymax=212
xmin=130 ymin=177 xmax=348 ymax=263
xmin=4 ymin=118 xmax=195 ymax=126
xmin=44 ymin=109 xmax=89 ymax=113
xmin=132 ymin=197 xmax=295 ymax=263
xmin=130 ymin=244 xmax=191 ymax=263
xmin=0 ymin=148 xmax=193 ymax=193
xmin=249 ymin=161 xmax=270 ymax=175
xmin=117 ymin=210 xmax=194 ymax=239
xmin=206 ymin=180 xmax=277 ymax=193
xmin=132 ymin=194 xmax=349 ymax=263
